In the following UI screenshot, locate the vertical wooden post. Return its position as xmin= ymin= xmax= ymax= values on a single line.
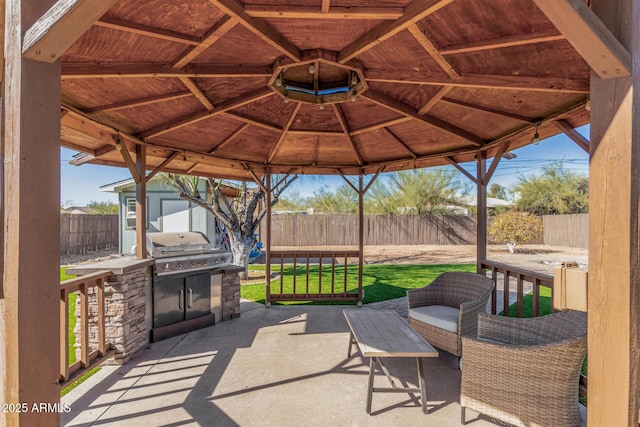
xmin=588 ymin=1 xmax=639 ymax=424
xmin=265 ymin=170 xmax=272 ymax=306
xmin=135 ymin=144 xmax=147 ymax=259
xmin=357 ymin=174 xmax=364 ymax=305
xmin=476 ymin=152 xmax=487 ymax=271
xmin=2 ymin=0 xmax=61 ymax=423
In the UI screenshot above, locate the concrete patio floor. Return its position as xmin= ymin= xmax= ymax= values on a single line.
xmin=62 ymin=302 xmax=507 ymax=427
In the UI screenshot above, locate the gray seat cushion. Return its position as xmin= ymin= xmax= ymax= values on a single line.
xmin=409 ymin=305 xmax=460 ymax=333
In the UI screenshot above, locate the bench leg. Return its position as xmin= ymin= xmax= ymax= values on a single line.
xmin=366 ymin=356 xmax=376 ymax=414
xmin=347 ymin=331 xmax=355 ymax=357
xmin=417 ymin=357 xmax=428 ymax=414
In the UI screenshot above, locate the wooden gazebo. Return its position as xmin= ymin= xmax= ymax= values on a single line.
xmin=2 ymin=0 xmax=638 ymax=424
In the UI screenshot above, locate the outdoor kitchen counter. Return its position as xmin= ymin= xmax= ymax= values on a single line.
xmin=66 ymin=256 xmax=154 ymax=276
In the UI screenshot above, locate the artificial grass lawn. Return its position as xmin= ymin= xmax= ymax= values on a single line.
xmin=505 ymin=286 xmax=552 ymax=317
xmin=61 ymin=267 xmax=77 ymax=365
xmin=242 ymin=263 xmax=475 ymax=305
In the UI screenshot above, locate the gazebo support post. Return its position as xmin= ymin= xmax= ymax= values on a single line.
xmin=475 ymin=152 xmax=487 ymax=272
xmin=588 ymin=1 xmax=640 ymax=424
xmin=135 ymin=144 xmax=147 ymax=259
xmin=2 ymin=0 xmax=61 ymax=423
xmin=265 ymin=169 xmax=272 ymax=307
xmin=357 ymin=174 xmax=364 ymax=305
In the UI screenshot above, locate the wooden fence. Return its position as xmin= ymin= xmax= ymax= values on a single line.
xmin=542 ymin=214 xmax=588 ymax=249
xmin=60 ymin=213 xmax=118 ymax=255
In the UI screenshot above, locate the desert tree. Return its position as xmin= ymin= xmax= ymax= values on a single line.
xmin=488 ymin=211 xmax=543 ymax=253
xmin=164 ymin=174 xmax=297 ymax=279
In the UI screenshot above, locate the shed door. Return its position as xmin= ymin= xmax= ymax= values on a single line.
xmin=161 ymin=200 xmax=190 ymax=232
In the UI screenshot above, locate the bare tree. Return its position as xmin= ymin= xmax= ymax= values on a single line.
xmin=164 ymin=174 xmax=297 ymax=279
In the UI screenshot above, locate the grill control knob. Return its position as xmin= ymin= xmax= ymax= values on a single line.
xmin=191 ymin=261 xmax=197 ymax=267
xmin=163 ymin=263 xmax=170 ymax=271
xmin=176 ymin=262 xmax=183 ymax=269
xmin=203 ymin=259 xmax=209 ymax=266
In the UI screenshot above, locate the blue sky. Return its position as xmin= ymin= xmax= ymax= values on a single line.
xmin=60 ymin=125 xmax=589 ymax=206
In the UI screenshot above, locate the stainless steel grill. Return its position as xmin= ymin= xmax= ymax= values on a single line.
xmin=147 ymin=232 xmax=232 ymax=276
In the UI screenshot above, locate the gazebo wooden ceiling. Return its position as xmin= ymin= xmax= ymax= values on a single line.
xmin=61 ymin=0 xmax=591 ymax=180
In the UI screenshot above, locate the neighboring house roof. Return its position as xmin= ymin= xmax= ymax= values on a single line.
xmin=61 ymin=206 xmax=93 ymax=214
xmin=100 ymin=176 xmax=239 ymax=197
xmin=460 ymin=195 xmax=512 ymax=208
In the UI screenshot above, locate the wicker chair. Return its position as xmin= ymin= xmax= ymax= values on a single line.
xmin=406 ymin=272 xmax=494 ymax=357
xmin=460 ymin=310 xmax=588 ymax=427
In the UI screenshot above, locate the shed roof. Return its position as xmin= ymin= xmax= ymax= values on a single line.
xmin=62 ymin=0 xmax=590 ymax=180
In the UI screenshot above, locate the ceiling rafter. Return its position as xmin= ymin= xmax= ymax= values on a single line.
xmin=383 ymin=128 xmax=418 ymax=159
xmin=83 ymin=90 xmax=192 ymax=113
xmin=146 ymin=151 xmax=182 ymax=181
xmin=267 ymin=103 xmax=302 ymax=163
xmin=417 ymin=86 xmax=451 ymax=115
xmin=61 ymin=63 xmax=272 ymax=79
xmin=208 ymin=0 xmax=302 ymax=62
xmin=338 ymin=0 xmax=455 ymax=63
xmin=244 ymin=5 xmax=404 ymax=19
xmin=364 ymin=70 xmax=590 ymax=93
xmin=407 ymin=23 xmax=460 ymax=79
xmin=321 ymin=0 xmax=331 ymax=13
xmin=440 ymin=31 xmax=565 ymax=55
xmin=140 ymin=88 xmax=274 ymax=139
xmin=332 ymin=104 xmax=363 ymax=165
xmin=554 ymin=119 xmax=589 ymax=153
xmin=172 ymin=16 xmax=238 ymax=68
xmin=350 ymin=117 xmax=412 ymax=136
xmin=361 ymin=90 xmax=483 ymax=147
xmin=179 ymin=77 xmax=214 ymax=110
xmin=210 ymin=124 xmax=250 ymax=154
xmin=94 ymin=16 xmax=201 ymax=46
xmin=221 ymin=112 xmax=282 ymax=132
xmin=440 ymin=97 xmax=536 ymax=123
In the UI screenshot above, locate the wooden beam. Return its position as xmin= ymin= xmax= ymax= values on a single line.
xmin=94 ymin=16 xmax=201 ymax=45
xmin=135 ymin=144 xmax=147 ymax=259
xmin=445 ymin=156 xmax=477 ymax=184
xmin=172 ymin=16 xmax=238 ymax=68
xmin=23 ymin=0 xmax=120 ymax=62
xmin=321 ymin=0 xmax=331 ymax=13
xmin=208 ymin=0 xmax=301 ymax=61
xmin=61 ymin=62 xmax=272 ymax=79
xmin=441 ymin=98 xmax=536 ymax=123
xmin=407 ymin=23 xmax=460 ymax=79
xmin=222 ymin=112 xmax=282 ymax=132
xmin=83 ymin=90 xmax=192 ymax=113
xmin=476 ymin=152 xmax=487 ymax=272
xmin=267 ymin=103 xmax=301 ymax=163
xmin=350 ymin=117 xmax=412 ymax=136
xmin=532 ymin=0 xmax=631 ymax=78
xmin=338 ymin=0 xmax=455 ymax=63
xmin=209 ymin=123 xmax=250 ymax=154
xmin=244 ymin=5 xmax=404 ymax=19
xmin=178 ymin=77 xmax=214 ymax=111
xmin=287 ymin=130 xmax=344 ymax=136
xmin=332 ymin=104 xmax=364 ymax=165
xmin=364 ymin=70 xmax=590 ymax=93
xmin=418 ymin=86 xmax=451 ymax=115
xmin=483 ymin=142 xmax=509 ymax=185
xmin=116 ymin=137 xmax=141 ymax=183
xmin=361 ymin=90 xmax=484 ymax=146
xmin=440 ymin=31 xmax=565 ymax=55
xmin=363 ymin=169 xmax=382 ymax=194
xmin=4 ymin=1 xmax=61 ymax=421
xmin=339 ymin=173 xmax=359 ymax=193
xmin=145 ymin=151 xmax=181 ymax=181
xmin=383 ymin=128 xmax=418 ymax=158
xmin=246 ymin=166 xmax=268 ymax=194
xmin=140 ymin=88 xmax=273 ymax=139
xmin=553 ymin=119 xmax=589 ymax=152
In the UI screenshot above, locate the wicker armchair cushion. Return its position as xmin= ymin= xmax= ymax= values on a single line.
xmin=409 ymin=305 xmax=459 ymax=333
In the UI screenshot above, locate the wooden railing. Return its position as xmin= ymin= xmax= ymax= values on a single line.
xmin=266 ymin=250 xmax=362 ymax=304
xmin=480 ymin=259 xmax=554 ymax=317
xmin=60 ymin=270 xmax=114 ymax=384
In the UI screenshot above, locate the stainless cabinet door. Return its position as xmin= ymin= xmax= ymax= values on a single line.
xmin=185 ymin=273 xmax=211 ymax=320
xmin=153 ymin=276 xmax=185 ymax=327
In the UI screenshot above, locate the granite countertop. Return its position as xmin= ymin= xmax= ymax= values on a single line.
xmin=66 ymin=256 xmax=154 ymax=276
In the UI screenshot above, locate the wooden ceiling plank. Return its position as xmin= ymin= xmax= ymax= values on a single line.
xmin=321 ymin=0 xmax=331 ymax=13
xmin=179 ymin=77 xmax=215 ymax=111
xmin=483 ymin=142 xmax=510 ymax=185
xmin=61 ymin=63 xmax=272 ymax=79
xmin=407 ymin=23 xmax=460 ymax=79
xmin=244 ymin=5 xmax=404 ymax=19
xmin=445 ymin=156 xmax=477 ymax=184
xmin=146 ymin=151 xmax=181 ymax=181
xmin=23 ymin=0 xmax=120 ymax=62
xmin=222 ymin=112 xmax=282 ymax=132
xmin=208 ymin=0 xmax=301 ymax=61
xmin=440 ymin=31 xmax=565 ymax=55
xmin=531 ymin=0 xmax=630 ymax=78
xmin=333 ymin=104 xmax=364 ymax=165
xmin=267 ymin=103 xmax=302 ymax=163
xmin=213 ymin=87 xmax=275 ymax=113
xmin=210 ymin=123 xmax=250 ymax=154
xmin=383 ymin=128 xmax=418 ymax=158
xmin=288 ymin=130 xmax=344 ymax=136
xmin=418 ymin=86 xmax=451 ymax=115
xmin=350 ymin=117 xmax=412 ymax=136
xmin=338 ymin=0 xmax=455 ymax=63
xmin=441 ymin=97 xmax=536 ymax=123
xmin=172 ymin=16 xmax=238 ymax=68
xmin=186 ymin=163 xmax=199 ymax=174
xmin=94 ymin=16 xmax=200 ymax=46
xmin=83 ymin=90 xmax=192 ymax=113
xmin=364 ymin=70 xmax=590 ymax=93
xmin=362 ymin=90 xmax=483 ymax=146
xmin=554 ymin=119 xmax=589 ymax=153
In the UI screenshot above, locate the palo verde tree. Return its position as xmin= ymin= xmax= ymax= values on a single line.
xmin=164 ymin=174 xmax=297 ymax=279
xmin=488 ymin=211 xmax=543 ymax=254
